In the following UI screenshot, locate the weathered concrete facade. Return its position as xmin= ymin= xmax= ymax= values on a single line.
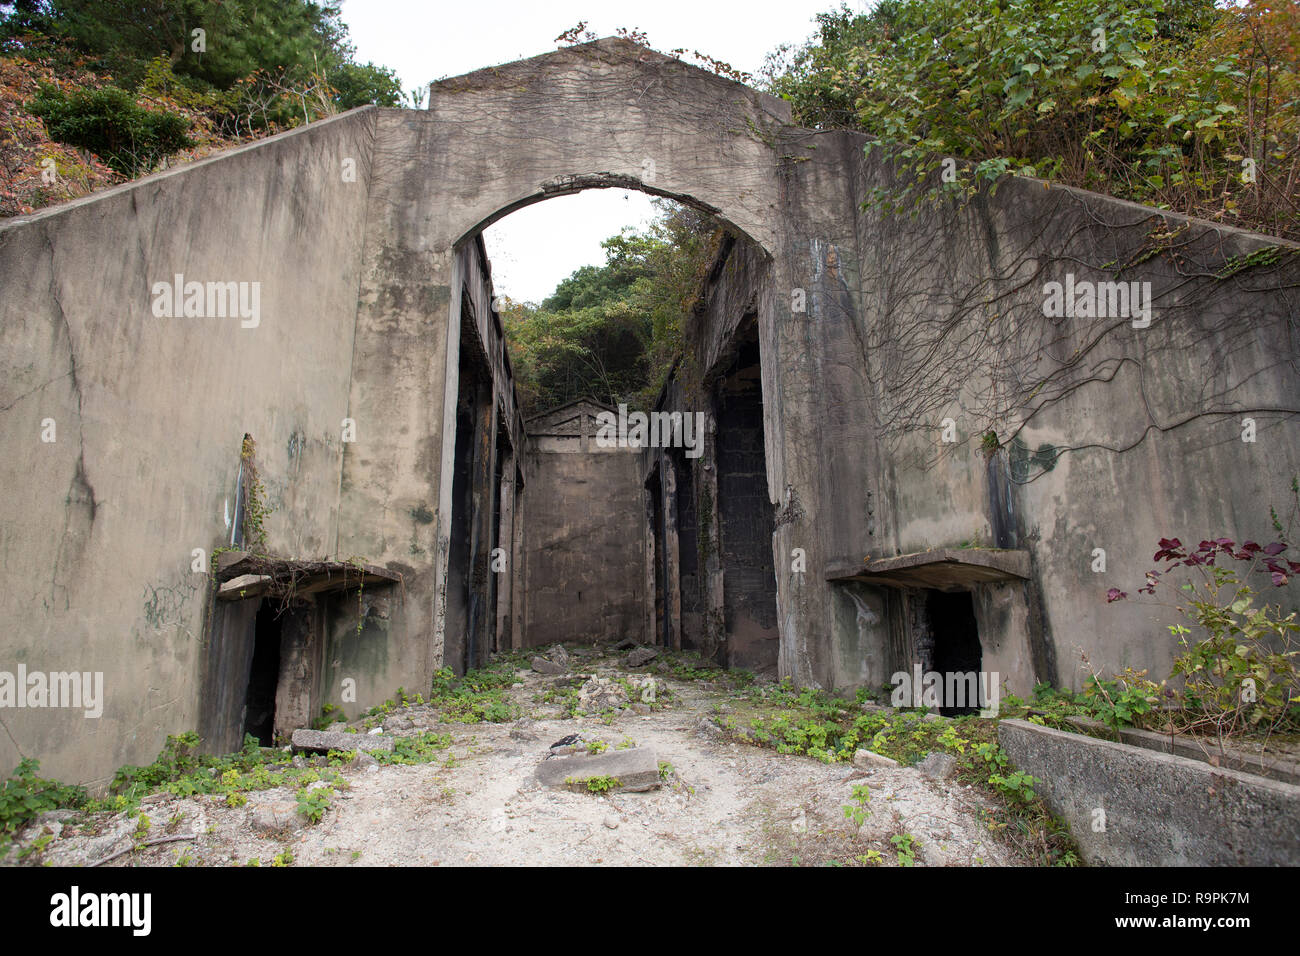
xmin=523 ymin=400 xmax=645 ymax=647
xmin=1 ymin=38 xmax=1297 ymax=784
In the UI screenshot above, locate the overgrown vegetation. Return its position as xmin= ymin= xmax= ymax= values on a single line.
xmin=0 ymin=757 xmax=86 ymax=851
xmin=1 ymin=0 xmax=407 ymax=215
xmin=719 ymin=681 xmax=1077 ymax=866
xmin=500 ymin=200 xmax=721 ymax=416
xmin=1099 ymin=527 xmax=1300 ymax=744
xmin=762 ymin=0 xmax=1299 ymax=239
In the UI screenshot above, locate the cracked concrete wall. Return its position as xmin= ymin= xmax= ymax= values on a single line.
xmin=848 ymin=158 xmax=1300 ymax=693
xmin=0 ymin=109 xmax=377 ymax=785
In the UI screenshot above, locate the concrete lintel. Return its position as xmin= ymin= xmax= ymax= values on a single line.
xmin=826 ymin=548 xmax=1031 ymax=589
xmin=215 ymin=551 xmax=401 ymax=596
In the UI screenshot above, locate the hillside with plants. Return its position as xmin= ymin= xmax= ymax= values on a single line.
xmin=760 ymin=0 xmax=1299 ymax=240
xmin=0 ymin=0 xmax=407 ymax=217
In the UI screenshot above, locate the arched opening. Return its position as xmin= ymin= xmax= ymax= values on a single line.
xmin=438 ymin=185 xmax=780 ymax=673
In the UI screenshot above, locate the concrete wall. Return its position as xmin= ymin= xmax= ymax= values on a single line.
xmin=0 ymin=109 xmax=378 ymax=785
xmin=848 ymin=157 xmax=1300 ymax=691
xmin=523 ymin=401 xmax=646 ymax=646
xmin=2 ymin=35 xmax=1296 ymax=785
xmin=1000 ymin=719 xmax=1300 ymax=866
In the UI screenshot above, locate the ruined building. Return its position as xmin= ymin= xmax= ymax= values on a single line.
xmin=1 ymin=39 xmax=1297 ymax=784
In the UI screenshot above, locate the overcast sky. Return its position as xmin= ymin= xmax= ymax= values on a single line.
xmin=338 ymin=0 xmax=850 ymax=303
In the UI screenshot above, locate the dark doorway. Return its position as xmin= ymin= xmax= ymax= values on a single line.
xmin=243 ymin=602 xmax=281 ymax=746
xmin=713 ymin=315 xmax=778 ymax=672
xmin=928 ymin=591 xmax=983 ymax=716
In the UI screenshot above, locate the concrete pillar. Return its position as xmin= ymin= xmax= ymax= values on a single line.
xmin=466 ymin=384 xmax=498 ymax=670
xmin=663 ymin=459 xmax=682 ymax=651
xmin=495 ymin=452 xmax=516 ymax=652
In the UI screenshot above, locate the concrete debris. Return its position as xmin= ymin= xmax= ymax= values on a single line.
xmin=531 ymin=644 xmax=570 ymax=675
xmin=246 ymin=796 xmax=302 ymax=834
xmin=626 ymin=646 xmax=659 ymax=667
xmin=291 ymin=728 xmax=394 ymax=755
xmin=852 ymin=748 xmax=900 ymax=769
xmin=536 ymin=745 xmax=662 ymax=792
xmin=916 ymin=752 xmax=958 ymax=781
xmin=349 ymin=749 xmax=379 ymax=771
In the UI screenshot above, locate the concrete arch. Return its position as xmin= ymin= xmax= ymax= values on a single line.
xmin=5 ymin=34 xmax=1291 ymax=785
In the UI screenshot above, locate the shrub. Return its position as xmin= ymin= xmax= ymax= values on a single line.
xmin=30 ymin=83 xmax=193 ymax=176
xmin=1108 ymin=534 xmax=1300 ymax=739
xmin=0 ymin=758 xmax=85 ymax=849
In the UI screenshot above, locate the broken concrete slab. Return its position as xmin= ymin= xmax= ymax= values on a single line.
xmin=917 ymin=752 xmax=958 ymax=781
xmin=246 ymin=796 xmax=303 ymax=834
xmin=852 ymin=749 xmax=899 ymax=769
xmin=531 ymin=656 xmax=567 ymax=675
xmin=217 ymin=574 xmax=272 ymax=600
xmin=537 ymin=746 xmax=662 ymax=792
xmin=626 ymin=646 xmax=659 ymax=667
xmin=290 ymin=728 xmax=394 ymax=755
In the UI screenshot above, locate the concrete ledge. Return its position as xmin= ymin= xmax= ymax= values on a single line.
xmin=998 ymin=718 xmax=1300 ymax=866
xmin=827 ymin=548 xmax=1031 ymax=588
xmin=1060 ymin=715 xmax=1300 ymax=785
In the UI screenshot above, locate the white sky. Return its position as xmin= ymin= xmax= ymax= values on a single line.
xmin=338 ymin=0 xmax=851 ymax=303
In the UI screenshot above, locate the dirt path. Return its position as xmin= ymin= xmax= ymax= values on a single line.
xmin=7 ymin=655 xmax=1023 ymax=867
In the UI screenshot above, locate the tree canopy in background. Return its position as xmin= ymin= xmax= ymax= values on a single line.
xmin=762 ymin=0 xmax=1298 ymax=239
xmin=500 ymin=200 xmax=720 ymax=417
xmin=2 ymin=0 xmax=404 ymax=122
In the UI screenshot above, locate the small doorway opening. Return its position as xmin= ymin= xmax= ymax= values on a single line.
xmin=243 ymin=602 xmax=282 ymax=746
xmin=927 ymin=590 xmax=983 ymax=716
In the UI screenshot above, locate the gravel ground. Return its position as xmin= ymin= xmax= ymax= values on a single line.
xmin=3 ymin=654 xmax=1023 ymax=867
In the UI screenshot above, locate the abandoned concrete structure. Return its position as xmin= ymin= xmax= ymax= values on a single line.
xmin=1 ymin=38 xmax=1297 ymax=785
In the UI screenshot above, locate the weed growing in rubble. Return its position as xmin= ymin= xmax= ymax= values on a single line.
xmin=95 ymin=732 xmax=352 ymax=812
xmin=0 ymin=758 xmax=86 ymax=851
xmin=891 ymin=832 xmax=917 ymax=867
xmin=719 ymin=686 xmax=1078 ymax=866
xmin=296 ymin=785 xmax=333 ymax=824
xmin=586 ymin=740 xmax=608 ymax=754
xmin=569 ymin=775 xmax=621 ymax=794
xmin=418 ymin=655 xmax=527 ymax=723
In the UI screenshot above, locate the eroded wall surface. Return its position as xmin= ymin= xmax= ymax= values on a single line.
xmin=0 ymin=110 xmax=377 ymax=784
xmin=523 ymin=402 xmax=646 ymax=646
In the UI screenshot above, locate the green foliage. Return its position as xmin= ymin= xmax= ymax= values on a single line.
xmin=502 ymin=201 xmax=719 ymax=415
xmin=295 ymin=785 xmax=333 ymax=824
xmin=890 ymin=832 xmax=917 ymax=867
xmin=29 ymin=82 xmax=193 ymax=175
xmin=103 ymin=731 xmax=349 ymax=810
xmin=762 ymin=0 xmax=1300 ymax=239
xmin=841 ymin=783 xmax=872 ymax=832
xmin=0 ymin=758 xmax=86 ymax=849
xmin=1081 ymin=670 xmax=1160 ymax=729
xmin=568 ymin=775 xmax=620 ymax=794
xmin=423 ymin=658 xmax=523 ymax=724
